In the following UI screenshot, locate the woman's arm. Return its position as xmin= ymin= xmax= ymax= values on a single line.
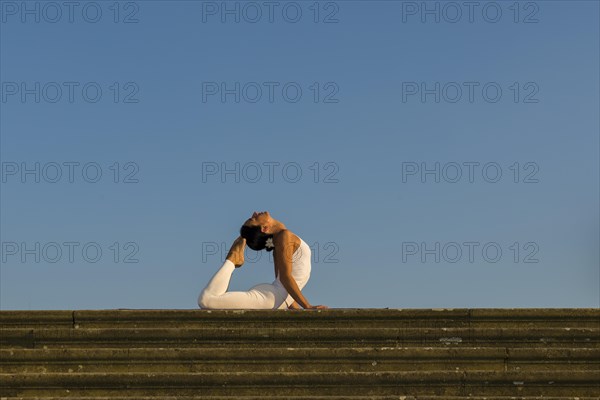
xmin=273 ymin=230 xmax=327 ymax=309
xmin=288 ymin=300 xmax=302 ymax=310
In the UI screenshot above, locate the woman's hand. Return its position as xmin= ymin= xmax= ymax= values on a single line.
xmin=305 ymin=304 xmax=329 ymax=310
xmin=226 ymin=236 xmax=246 ymax=268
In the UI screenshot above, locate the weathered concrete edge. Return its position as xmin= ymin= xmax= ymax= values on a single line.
xmin=2 ymin=346 xmax=599 ymax=362
xmin=0 ymin=308 xmax=599 ymax=325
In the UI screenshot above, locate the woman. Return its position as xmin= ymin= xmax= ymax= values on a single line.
xmin=197 ymin=211 xmax=328 ymax=310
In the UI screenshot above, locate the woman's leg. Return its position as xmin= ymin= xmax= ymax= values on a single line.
xmin=200 ymin=259 xmax=236 ymax=298
xmin=198 ymin=260 xmax=288 ymax=309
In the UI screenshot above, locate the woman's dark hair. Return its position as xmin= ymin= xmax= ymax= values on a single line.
xmin=240 ymin=225 xmax=274 ymax=252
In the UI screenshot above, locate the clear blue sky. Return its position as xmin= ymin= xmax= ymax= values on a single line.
xmin=1 ymin=0 xmax=598 ymax=310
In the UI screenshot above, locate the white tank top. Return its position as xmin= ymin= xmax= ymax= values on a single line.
xmin=274 ymin=236 xmax=311 ymax=292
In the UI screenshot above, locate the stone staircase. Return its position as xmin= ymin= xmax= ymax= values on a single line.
xmin=0 ymin=308 xmax=598 ymax=399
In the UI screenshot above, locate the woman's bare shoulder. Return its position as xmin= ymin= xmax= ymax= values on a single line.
xmin=273 ymin=229 xmax=300 ymax=248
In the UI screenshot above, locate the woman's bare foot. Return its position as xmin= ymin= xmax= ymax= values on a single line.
xmin=226 ymin=236 xmax=246 ymax=268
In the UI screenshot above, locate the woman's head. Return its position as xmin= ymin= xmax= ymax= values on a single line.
xmin=240 ymin=211 xmax=275 ymax=252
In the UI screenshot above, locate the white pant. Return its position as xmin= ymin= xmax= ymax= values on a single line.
xmin=197 ymin=259 xmax=302 ymax=310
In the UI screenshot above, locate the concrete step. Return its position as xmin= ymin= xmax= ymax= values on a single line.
xmin=1 ymin=347 xmax=598 ymax=373
xmin=1 ymin=309 xmax=598 ymax=329
xmin=1 ymin=308 xmax=598 ymax=398
xmin=2 ymin=327 xmax=597 ymax=349
xmin=2 ymin=397 xmax=600 ymax=400
xmin=7 ymin=395 xmax=598 ymax=400
xmin=1 ymin=371 xmax=598 ymax=397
